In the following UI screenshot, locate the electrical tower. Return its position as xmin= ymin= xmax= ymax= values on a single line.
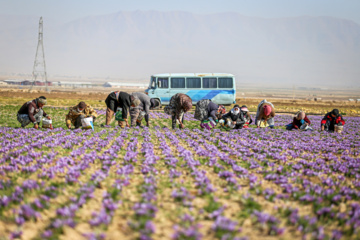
xmin=30 ymin=17 xmax=49 ymax=91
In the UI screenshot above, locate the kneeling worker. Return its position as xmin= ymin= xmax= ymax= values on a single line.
xmin=66 ymin=101 xmax=98 ymax=129
xmin=321 ymin=109 xmax=345 ymax=132
xmin=17 ymin=96 xmax=51 ymax=129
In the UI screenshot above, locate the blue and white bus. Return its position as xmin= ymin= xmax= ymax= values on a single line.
xmin=145 ymin=73 xmax=236 ymax=105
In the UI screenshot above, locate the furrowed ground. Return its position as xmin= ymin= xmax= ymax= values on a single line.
xmin=0 ymin=104 xmax=360 ymax=240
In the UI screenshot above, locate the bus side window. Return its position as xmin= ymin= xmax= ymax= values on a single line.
xmin=203 ymin=77 xmax=217 ymax=88
xmin=158 ymin=78 xmax=169 ymax=88
xmin=218 ymin=78 xmax=233 ymax=88
xmin=171 ymin=78 xmax=185 ymax=88
xmin=186 ymin=78 xmax=201 ymax=88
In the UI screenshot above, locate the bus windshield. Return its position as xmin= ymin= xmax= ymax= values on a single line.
xmin=149 ymin=77 xmax=156 ymax=89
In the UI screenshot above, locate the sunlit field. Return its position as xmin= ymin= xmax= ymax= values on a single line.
xmin=0 ymin=105 xmax=359 ymax=240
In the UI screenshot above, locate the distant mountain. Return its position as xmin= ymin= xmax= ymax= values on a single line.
xmin=0 ymin=11 xmax=359 ymax=86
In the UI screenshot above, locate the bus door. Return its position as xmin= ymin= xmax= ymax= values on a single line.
xmin=156 ymin=77 xmax=170 ymax=104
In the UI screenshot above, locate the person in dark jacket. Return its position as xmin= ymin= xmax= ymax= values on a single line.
xmin=105 ymin=91 xmax=141 ymax=128
xmin=286 ymin=111 xmax=312 ymax=131
xmin=17 ymin=96 xmax=51 ymax=129
xmin=194 ymin=99 xmax=226 ymax=130
xmin=130 ymin=92 xmax=160 ymax=127
xmin=321 ymin=109 xmax=345 ymax=132
xmin=220 ymin=105 xmax=245 ymax=129
xmin=240 ymin=105 xmax=252 ymax=128
xmin=164 ymin=93 xmax=192 ymax=129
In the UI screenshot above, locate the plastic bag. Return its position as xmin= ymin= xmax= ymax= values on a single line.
xmin=115 ymin=108 xmax=124 ymax=121
xmin=208 ymin=117 xmax=216 ymax=127
xmin=81 ymin=117 xmax=94 ymax=130
xmin=258 ymin=120 xmax=269 ymax=128
xmin=42 ymin=118 xmax=53 ymax=129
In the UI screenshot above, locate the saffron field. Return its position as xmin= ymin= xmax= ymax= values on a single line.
xmin=0 ymin=105 xmax=360 ymax=240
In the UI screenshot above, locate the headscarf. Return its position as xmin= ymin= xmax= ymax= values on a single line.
xmin=183 ymin=101 xmax=192 ymax=112
xmin=217 ymin=105 xmax=226 ymax=114
xmin=296 ymin=111 xmax=305 ymax=120
xmin=231 ymin=106 xmax=240 ymax=115
xmin=263 ymin=105 xmax=271 ymax=116
xmin=132 ymin=98 xmax=141 ymax=107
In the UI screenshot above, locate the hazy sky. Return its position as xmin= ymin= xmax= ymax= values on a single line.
xmin=1 ymin=0 xmax=360 ymax=24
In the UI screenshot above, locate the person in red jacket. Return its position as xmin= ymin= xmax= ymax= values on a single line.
xmin=286 ymin=111 xmax=312 ymax=131
xmin=321 ymin=109 xmax=345 ymax=132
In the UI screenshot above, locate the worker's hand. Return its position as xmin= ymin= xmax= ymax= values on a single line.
xmin=321 ymin=125 xmax=325 ymax=131
xmin=233 ymin=121 xmax=236 ymax=125
xmin=257 ymin=126 xmax=260 ymax=128
xmin=46 ymin=116 xmax=51 ymax=120
xmin=67 ymin=125 xmax=71 ymax=129
xmin=180 ymin=123 xmax=185 ymax=129
xmin=34 ymin=124 xmax=39 ymax=129
xmin=305 ymin=122 xmax=309 ymax=126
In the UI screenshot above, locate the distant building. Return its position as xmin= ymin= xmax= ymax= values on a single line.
xmin=53 ymin=81 xmax=92 ymax=88
xmin=103 ymin=82 xmax=148 ymax=88
xmin=4 ymin=79 xmax=23 ymax=85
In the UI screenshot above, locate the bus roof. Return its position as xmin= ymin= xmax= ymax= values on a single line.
xmin=152 ymin=73 xmax=234 ymax=77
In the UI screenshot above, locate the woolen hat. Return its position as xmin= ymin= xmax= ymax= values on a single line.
xmin=37 ymin=97 xmax=47 ymax=105
xmin=332 ymin=109 xmax=340 ymax=117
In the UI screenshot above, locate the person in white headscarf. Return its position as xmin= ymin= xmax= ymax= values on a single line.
xmin=219 ymin=105 xmax=245 ymax=129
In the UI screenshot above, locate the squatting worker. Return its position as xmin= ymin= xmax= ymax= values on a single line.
xmin=17 ymin=96 xmax=51 ymax=129
xmin=255 ymin=99 xmax=275 ymax=128
xmin=194 ymin=99 xmax=226 ymax=130
xmin=130 ymin=92 xmax=160 ymax=127
xmin=164 ymin=93 xmax=192 ymax=129
xmin=220 ymin=104 xmax=246 ymax=129
xmin=240 ymin=105 xmax=252 ymax=128
xmin=105 ymin=91 xmax=141 ymax=128
xmin=321 ymin=109 xmax=345 ymax=132
xmin=286 ymin=111 xmax=312 ymax=131
xmin=65 ymin=101 xmax=98 ymax=129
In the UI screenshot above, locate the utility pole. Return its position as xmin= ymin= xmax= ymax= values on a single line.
xmin=30 ymin=17 xmax=49 ymax=92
